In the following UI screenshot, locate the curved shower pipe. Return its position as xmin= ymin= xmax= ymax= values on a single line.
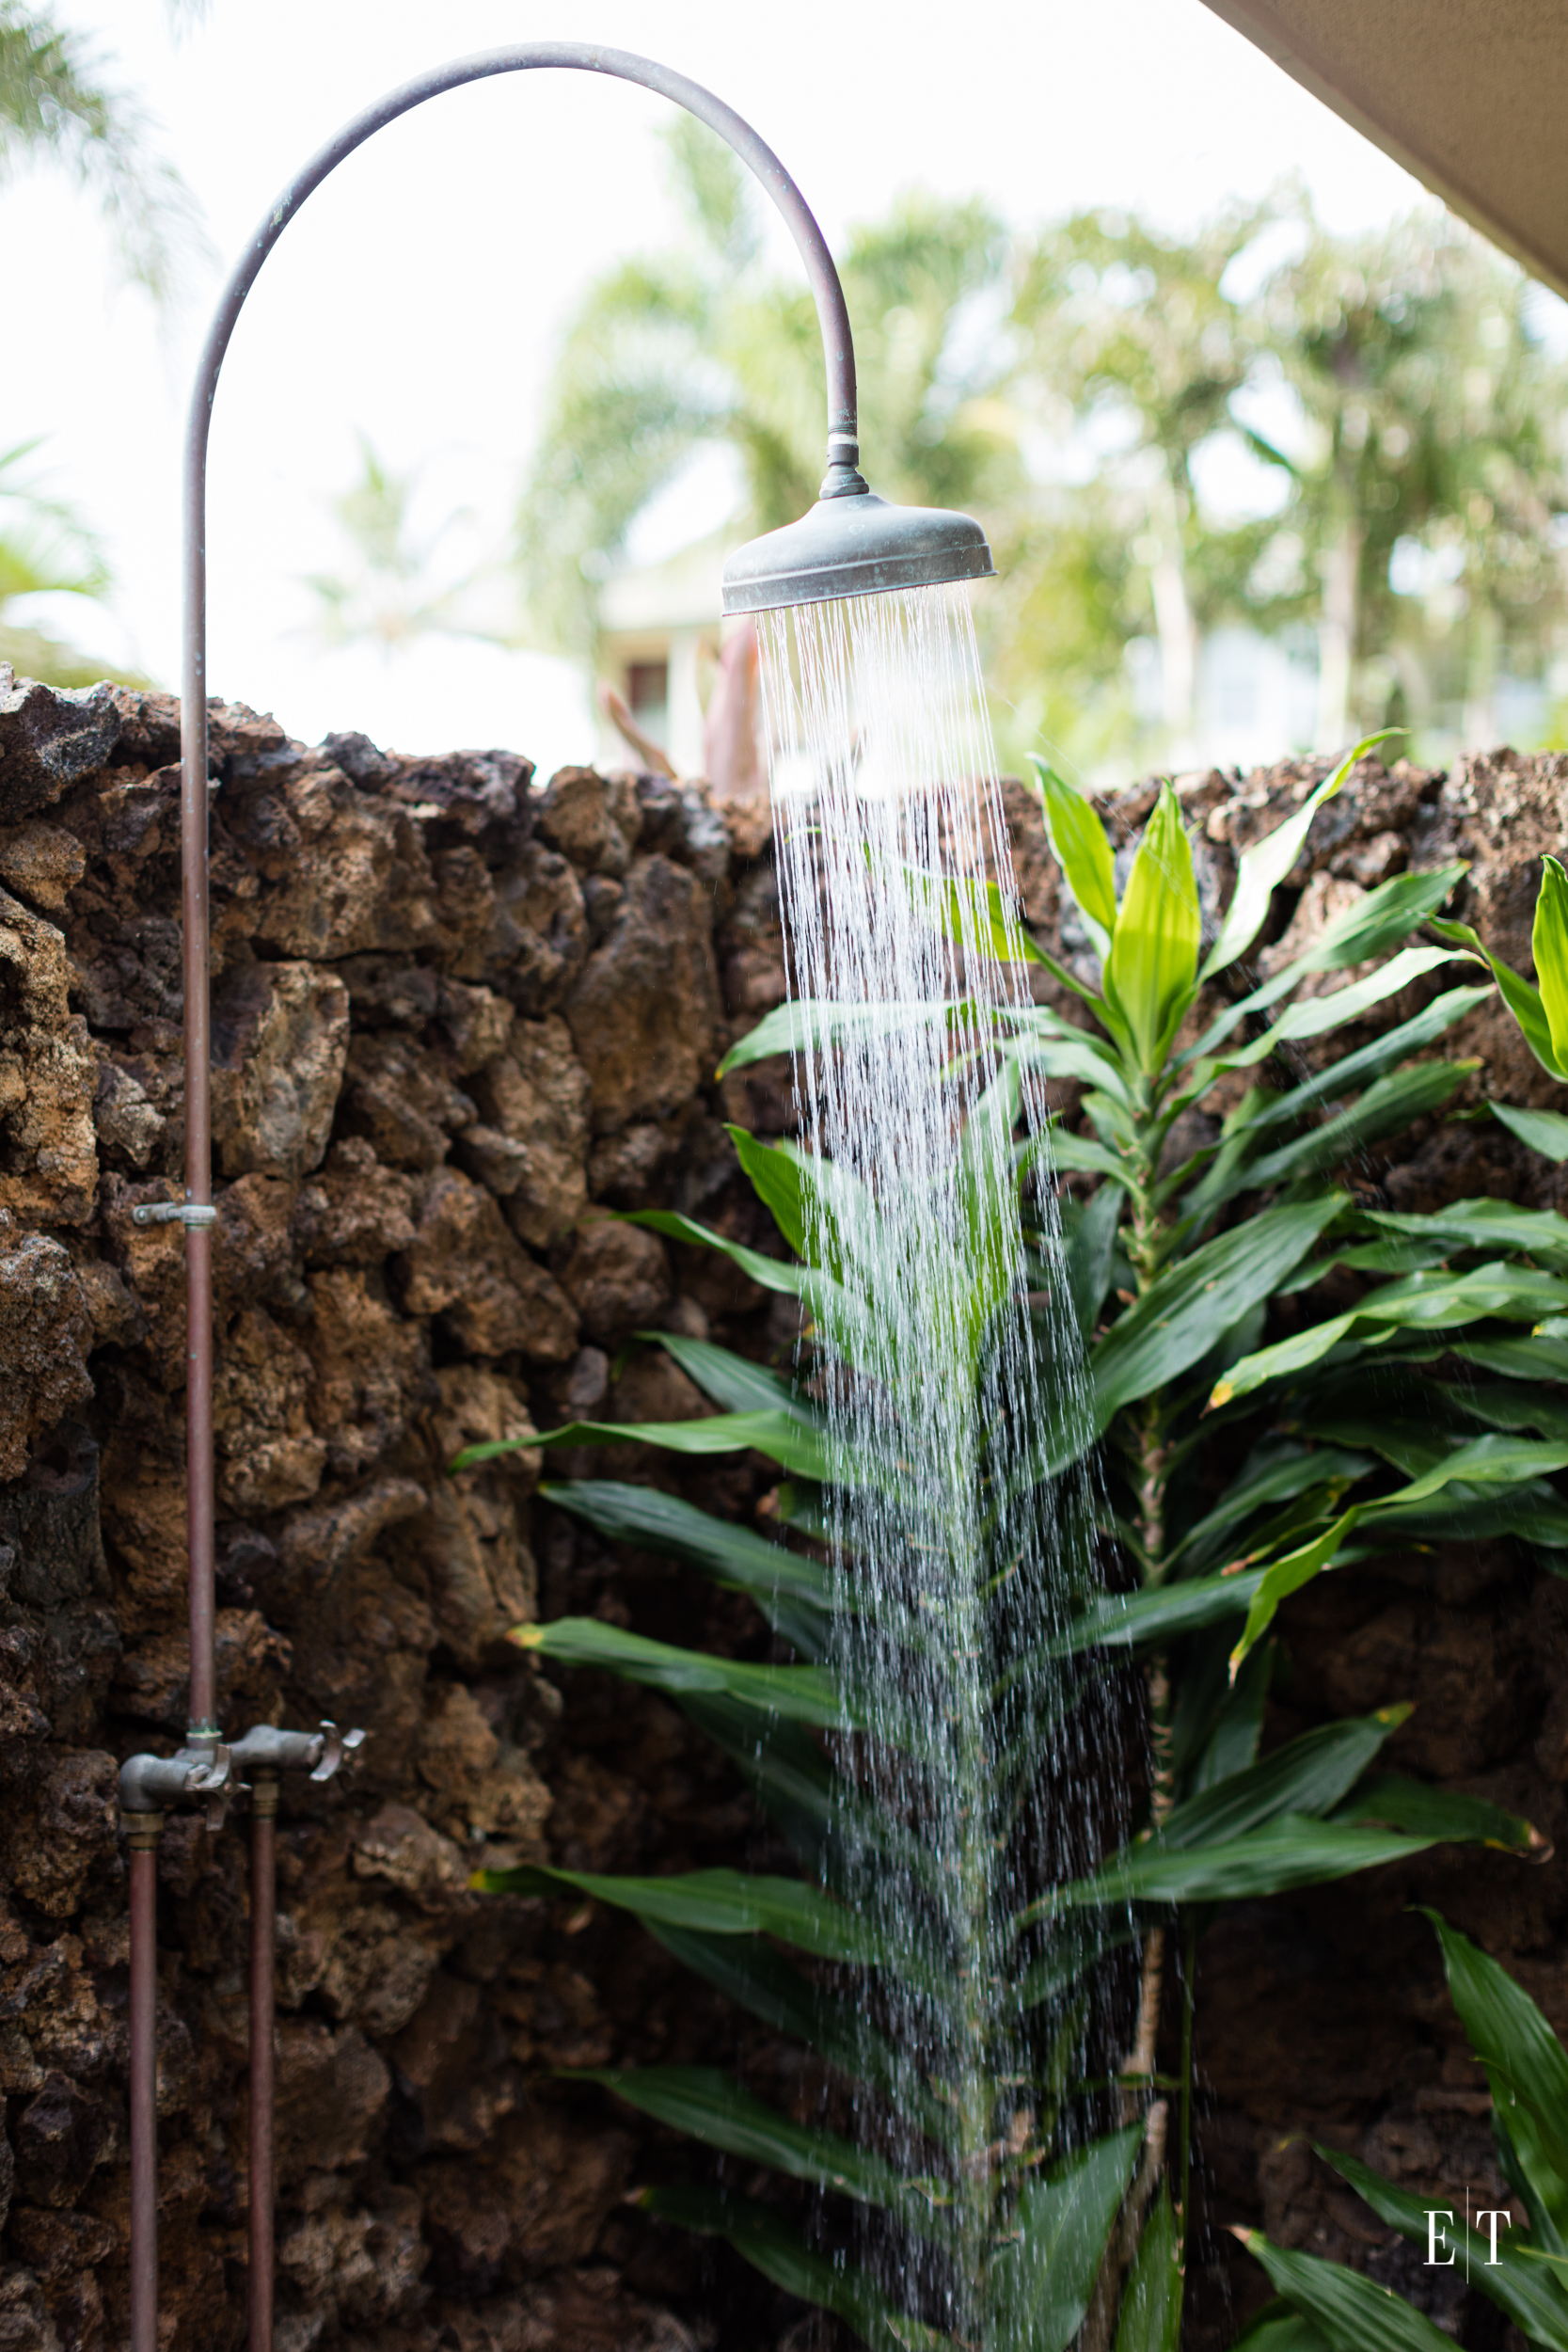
xmin=119 ymin=46 xmax=864 ymax=2352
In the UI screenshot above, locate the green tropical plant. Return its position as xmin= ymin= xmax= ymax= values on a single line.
xmin=2 ymin=2 xmax=209 ymax=685
xmin=0 ymin=434 xmax=132 ymax=689
xmin=1449 ymin=850 xmax=1568 ymax=1163
xmin=1235 ymin=1910 xmax=1568 ymax=2352
xmin=463 ymin=736 xmax=1560 ymax=2345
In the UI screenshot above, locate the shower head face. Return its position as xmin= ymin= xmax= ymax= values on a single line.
xmin=721 ymin=486 xmax=995 ymax=615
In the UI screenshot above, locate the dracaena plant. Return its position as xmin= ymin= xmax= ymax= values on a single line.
xmin=1439 ymin=848 xmax=1568 ymax=1164
xmin=459 ymin=736 xmax=1557 ymax=2349
xmin=1235 ymin=1911 xmax=1568 ymax=2352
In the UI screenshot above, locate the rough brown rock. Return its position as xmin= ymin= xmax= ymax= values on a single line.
xmin=211 ymin=956 xmax=350 ymax=1179
xmin=10 ymin=691 xmax=1564 ymax=2352
xmin=466 ymin=1016 xmax=591 ymax=1248
xmin=564 ymin=856 xmax=721 ymax=1134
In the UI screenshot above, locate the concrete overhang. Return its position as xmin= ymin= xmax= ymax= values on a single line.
xmin=1196 ymin=0 xmax=1568 ymax=301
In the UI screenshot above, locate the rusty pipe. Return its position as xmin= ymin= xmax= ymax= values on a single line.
xmin=178 ymin=62 xmax=854 ymax=1748
xmin=125 ymin=1811 xmax=162 ymax=2352
xmin=181 ymin=43 xmax=855 ymax=1748
xmin=247 ymin=1773 xmax=278 ymax=2352
xmin=170 ymin=46 xmax=854 ymax=2352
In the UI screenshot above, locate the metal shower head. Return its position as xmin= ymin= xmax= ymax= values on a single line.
xmin=721 ymin=457 xmax=995 ymax=616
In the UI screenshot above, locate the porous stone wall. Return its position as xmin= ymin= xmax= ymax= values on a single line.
xmin=0 ymin=670 xmax=803 ymax=2352
xmin=0 ymin=662 xmax=1564 ymax=2352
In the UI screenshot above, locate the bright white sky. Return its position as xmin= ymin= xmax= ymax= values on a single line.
xmin=5 ymin=0 xmax=1434 ymax=777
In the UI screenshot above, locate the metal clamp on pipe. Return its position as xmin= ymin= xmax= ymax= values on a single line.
xmin=131 ymin=1200 xmax=218 ymax=1228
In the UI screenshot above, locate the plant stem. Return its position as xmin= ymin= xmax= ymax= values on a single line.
xmin=1082 ymin=1080 xmax=1186 ymax=2350
xmin=1178 ymin=1915 xmax=1196 ymax=2266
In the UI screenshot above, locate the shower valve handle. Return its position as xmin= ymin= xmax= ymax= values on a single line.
xmin=309 ymin=1721 xmax=366 ymax=1783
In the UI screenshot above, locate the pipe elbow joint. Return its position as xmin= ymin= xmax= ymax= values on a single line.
xmin=119 ymin=1745 xmax=231 ymax=1814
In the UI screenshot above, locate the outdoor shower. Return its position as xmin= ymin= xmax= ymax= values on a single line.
xmin=118 ymin=40 xmax=995 ymax=2352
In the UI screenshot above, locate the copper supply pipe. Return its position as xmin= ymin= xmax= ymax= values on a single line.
xmin=126 ymin=1813 xmax=163 ymax=2352
xmin=247 ymin=1775 xmax=278 ymax=2352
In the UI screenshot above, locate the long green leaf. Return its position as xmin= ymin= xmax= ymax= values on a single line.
xmin=1365 ymin=1198 xmax=1568 ymax=1264
xmin=1066 ymin=1180 xmax=1124 ymax=1342
xmin=717 ymin=996 xmax=963 ymax=1076
xmin=1170 ymin=1443 xmax=1371 ymax=1576
xmin=501 ymin=1406 xmax=838 ymax=1483
xmin=1220 ymin=948 xmax=1464 ymax=1073
xmin=1035 ymin=757 xmax=1119 ymax=961
xmin=1220 ymin=1060 xmax=1473 ymax=1201
xmin=510 ymin=1617 xmax=853 ymax=1725
xmin=1157 ymin=1708 xmax=1409 ymax=1850
xmin=1195 ymin=862 xmax=1468 ymax=1058
xmin=1423 ymin=1909 xmax=1568 ymax=2231
xmin=1232 ymin=2302 xmax=1334 ymax=2352
xmin=581 ymin=2067 xmax=930 ymax=2224
xmin=991 ymin=2124 xmax=1145 ymax=2352
xmin=1428 ymin=912 xmax=1562 ymax=1078
xmin=1053 ymin=1568 xmax=1268 ymax=1658
xmin=1200 ymin=733 xmax=1401 ymax=982
xmin=1365 ymin=1433 xmax=1568 ymax=1513
xmin=1212 ymin=1263 xmax=1568 ymax=1409
xmin=1114 ymin=2183 xmax=1183 ymax=2352
xmin=1243 ymin=988 xmax=1491 ymax=1136
xmin=1092 ymin=1197 xmax=1342 ymax=1423
xmin=1535 ymin=855 xmax=1568 ymax=1073
xmin=1227 ymin=1511 xmax=1383 ymax=1672
xmin=1105 ymin=783 xmax=1200 ymax=1071
xmin=1315 ymin=2144 xmax=1568 ymax=2352
xmin=725 ymin=1124 xmax=886 ymax=1285
xmin=1337 ymin=1777 xmax=1545 ymax=1858
xmin=640 ymin=2185 xmax=940 ymax=2350
xmin=644 ymin=1924 xmax=954 ymax=2144
xmin=650 ymin=1325 xmax=811 ymax=1413
xmin=1238 ymin=2228 xmax=1458 ymax=2352
xmin=1045 ymin=1815 xmax=1435 ymax=1914
xmin=540 ymin=1480 xmax=829 ymax=1610
xmin=472 ymin=1860 xmax=882 ymax=1966
xmin=624 ymin=1208 xmax=863 ymax=1355
xmin=1493 ymin=1101 xmax=1568 ymax=1161
xmin=907 ymin=863 xmax=1048 ymax=970
xmin=1433 ymin=1382 xmax=1568 ymax=1440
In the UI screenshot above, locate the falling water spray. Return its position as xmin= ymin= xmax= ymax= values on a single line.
xmin=753 ymin=585 xmax=1122 ymax=2334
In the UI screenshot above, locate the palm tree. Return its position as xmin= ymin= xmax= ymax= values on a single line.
xmin=301 ymin=436 xmax=496 ymax=657
xmin=1008 ymin=201 xmax=1272 ymax=757
xmin=515 ymin=117 xmax=1024 ymax=656
xmin=1 ymin=2 xmax=206 ymax=684
xmin=1 ymin=1 xmax=204 ymax=299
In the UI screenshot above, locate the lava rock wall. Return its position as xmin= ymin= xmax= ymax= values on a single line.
xmin=0 ymin=664 xmax=1564 ymax=2352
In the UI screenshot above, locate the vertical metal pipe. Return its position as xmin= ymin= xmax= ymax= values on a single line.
xmin=181 ymin=415 xmax=216 ymax=1739
xmin=166 ymin=55 xmax=862 ymax=2352
xmin=247 ymin=1776 xmax=278 ymax=2352
xmin=127 ymin=1816 xmax=163 ymax=2352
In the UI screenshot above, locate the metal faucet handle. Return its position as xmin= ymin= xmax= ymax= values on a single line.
xmin=309 ymin=1720 xmax=366 ymax=1782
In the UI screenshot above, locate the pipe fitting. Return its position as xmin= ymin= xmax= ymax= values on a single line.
xmin=119 ymin=1744 xmax=231 ymax=1815
xmin=229 ymin=1719 xmax=365 ymax=1786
